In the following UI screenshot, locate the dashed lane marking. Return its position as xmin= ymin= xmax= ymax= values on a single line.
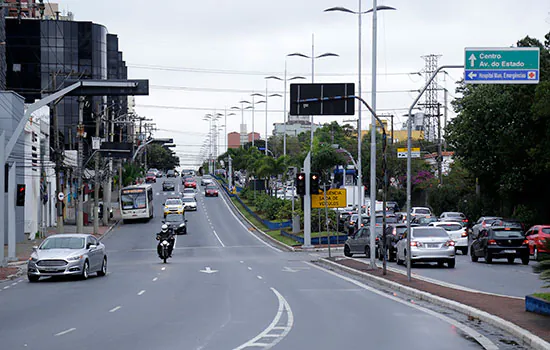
xmin=161 ymin=267 xmax=166 ymax=271
xmin=257 ymin=276 xmax=263 ymax=280
xmin=153 ymin=277 xmax=158 ymax=282
xmin=109 ymin=306 xmax=121 ymax=313
xmin=54 ymin=328 xmax=76 ymax=337
xmin=138 ymin=290 xmax=146 ymax=296
xmin=247 ymin=267 xmax=252 ymax=271
xmin=212 ymin=229 xmax=226 ymax=248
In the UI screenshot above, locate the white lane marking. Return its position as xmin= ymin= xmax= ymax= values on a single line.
xmin=153 ymin=277 xmax=158 ymax=282
xmin=109 ymin=306 xmax=121 ymax=313
xmin=233 ymin=287 xmax=294 ymax=350
xmin=218 ymin=189 xmax=281 ymax=253
xmin=257 ymin=276 xmax=263 ymax=280
xmin=54 ymin=328 xmax=76 ymax=337
xmin=247 ymin=267 xmax=252 ymax=270
xmin=174 ymin=234 xmax=177 ymax=249
xmin=3 ymin=286 xmax=9 ymax=289
xmin=138 ymin=290 xmax=146 ymax=296
xmin=306 ymin=262 xmax=499 ymax=350
xmin=161 ymin=267 xmax=166 ymax=271
xmin=11 ymin=282 xmax=17 ymax=286
xmin=156 ymin=192 xmax=160 ymax=196
xmin=240 ymin=261 xmax=244 ymax=264
xmin=212 ymin=229 xmax=226 ymax=248
xmin=200 ymin=267 xmax=218 ymax=274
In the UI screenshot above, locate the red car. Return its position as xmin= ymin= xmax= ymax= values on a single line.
xmin=525 ymin=225 xmax=550 ymax=260
xmin=145 ymin=173 xmax=156 ymax=183
xmin=205 ymin=185 xmax=218 ymax=197
xmin=184 ymin=179 xmax=197 ymax=189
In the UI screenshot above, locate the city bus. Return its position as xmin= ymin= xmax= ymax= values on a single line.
xmin=120 ymin=184 xmax=154 ymax=222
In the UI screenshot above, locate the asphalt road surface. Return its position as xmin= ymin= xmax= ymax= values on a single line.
xmin=0 ymin=180 xmax=499 ymax=350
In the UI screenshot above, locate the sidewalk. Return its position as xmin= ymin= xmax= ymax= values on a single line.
xmin=1 ymin=205 xmax=120 ymax=281
xmin=326 ymin=257 xmax=550 ymax=344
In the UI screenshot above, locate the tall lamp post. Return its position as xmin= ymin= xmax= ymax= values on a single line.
xmin=223 ymin=109 xmax=236 ymax=153
xmin=325 ymin=1 xmax=396 ymax=268
xmin=241 ymin=96 xmax=266 ymax=148
xmin=253 ymin=84 xmax=282 ymax=156
xmin=288 ymin=39 xmax=339 ymax=152
xmin=231 ymin=104 xmax=253 ymax=147
xmin=265 ymin=71 xmax=305 ymax=157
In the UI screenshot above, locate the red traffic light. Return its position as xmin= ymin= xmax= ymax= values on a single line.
xmin=298 ymin=174 xmax=305 ymax=180
xmin=312 ymin=174 xmax=318 ymax=180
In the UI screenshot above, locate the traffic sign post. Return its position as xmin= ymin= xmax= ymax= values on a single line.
xmin=464 ymin=47 xmax=540 ymax=84
xmin=311 ymin=188 xmax=347 ymax=209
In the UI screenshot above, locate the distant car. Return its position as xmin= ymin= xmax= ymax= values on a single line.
xmin=525 ymin=225 xmax=550 ymax=261
xmin=184 ymin=178 xmax=197 ymax=189
xmin=410 ymin=207 xmax=432 ymax=220
xmin=470 ymin=226 xmax=529 ymax=265
xmin=411 ymin=216 xmax=438 ymax=226
xmin=344 ymin=226 xmax=383 ymax=258
xmin=429 ymin=221 xmax=468 ymax=255
xmin=181 ymin=188 xmax=196 ymax=199
xmin=166 ymin=170 xmax=176 ymax=178
xmin=145 ymin=172 xmax=156 ymax=183
xmin=163 ymin=198 xmax=184 ymax=217
xmin=157 ymin=171 xmax=164 ymax=178
xmin=201 ymin=176 xmax=213 ymax=186
xmin=205 ymin=184 xmax=219 ymax=197
xmin=396 ymin=226 xmax=456 ymax=268
xmin=162 ymin=181 xmax=176 ymax=192
xmin=27 ymin=234 xmax=107 ymax=282
xmin=148 ymin=168 xmax=160 ymax=176
xmin=439 ymin=212 xmax=468 ymax=226
xmin=471 ymin=216 xmax=503 ymax=241
xmin=163 ymin=213 xmax=187 ymax=235
xmin=182 ymin=197 xmax=197 ymax=211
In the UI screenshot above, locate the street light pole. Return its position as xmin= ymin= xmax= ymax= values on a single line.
xmin=369 ymin=0 xmax=379 ymax=269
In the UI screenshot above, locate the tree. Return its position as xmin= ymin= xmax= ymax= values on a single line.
xmin=146 ymin=144 xmax=180 ymax=170
xmin=447 ymin=31 xmax=550 ymax=221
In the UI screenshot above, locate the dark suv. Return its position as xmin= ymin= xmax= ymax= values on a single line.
xmin=470 ymin=227 xmax=529 ymax=265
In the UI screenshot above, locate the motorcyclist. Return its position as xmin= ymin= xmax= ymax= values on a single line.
xmin=156 ymin=224 xmax=175 ymax=258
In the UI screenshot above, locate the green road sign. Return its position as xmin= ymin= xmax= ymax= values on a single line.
xmin=465 ymin=47 xmax=540 ymax=84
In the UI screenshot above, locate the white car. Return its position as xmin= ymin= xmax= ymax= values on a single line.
xmin=410 ymin=207 xmax=432 ymax=220
xmin=182 ymin=197 xmax=197 ymax=211
xmin=181 ymin=188 xmax=196 ymax=199
xmin=429 ymin=221 xmax=468 ymax=255
xmin=396 ymin=226 xmax=456 ymax=268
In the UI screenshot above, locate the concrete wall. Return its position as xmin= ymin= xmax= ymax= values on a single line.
xmin=0 ymin=91 xmax=25 ymax=243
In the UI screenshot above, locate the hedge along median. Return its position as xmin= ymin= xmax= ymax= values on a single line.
xmin=280 ymin=230 xmax=348 ymax=245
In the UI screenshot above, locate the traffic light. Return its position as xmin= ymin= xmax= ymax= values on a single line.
xmin=310 ymin=173 xmax=320 ymax=194
xmin=16 ymin=184 xmax=25 ymax=206
xmin=296 ymin=173 xmax=306 ymax=196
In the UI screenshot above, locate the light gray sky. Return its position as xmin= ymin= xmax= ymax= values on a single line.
xmin=61 ymin=0 xmax=550 ymax=167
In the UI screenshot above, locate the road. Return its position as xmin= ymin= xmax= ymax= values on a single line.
xmin=0 ymin=178 xmax=501 ymax=350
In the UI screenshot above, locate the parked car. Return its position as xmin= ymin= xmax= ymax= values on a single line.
xmin=525 ymin=225 xmax=550 ymax=261
xmin=378 ymin=223 xmax=419 ymax=261
xmin=163 ymin=213 xmax=187 ymax=235
xmin=166 ymin=169 xmax=176 ymax=178
xmin=162 ymin=180 xmax=176 ymax=191
xmin=470 ymin=226 xmax=529 ymax=264
xmin=396 ymin=226 xmax=456 ymax=268
xmin=163 ymin=198 xmax=184 ymax=217
xmin=27 ymin=234 xmax=107 ymax=282
xmin=205 ymin=184 xmax=219 ymax=197
xmin=182 ymin=197 xmax=197 ymax=211
xmin=181 ymin=188 xmax=196 ymax=199
xmin=145 ymin=172 xmax=157 ymax=183
xmin=439 ymin=212 xmax=468 ymax=226
xmin=429 ymin=221 xmax=468 ymax=255
xmin=344 ymin=226 xmax=383 ymax=258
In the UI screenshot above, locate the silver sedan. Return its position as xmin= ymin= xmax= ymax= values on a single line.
xmin=396 ymin=227 xmax=456 ymax=268
xmin=27 ymin=234 xmax=107 ymax=282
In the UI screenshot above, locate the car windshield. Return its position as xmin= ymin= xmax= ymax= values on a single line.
xmin=542 ymin=228 xmax=550 ymax=234
xmin=121 ymin=189 xmax=146 ymax=210
xmin=184 ymin=189 xmax=194 ymax=193
xmin=164 ymin=182 xmax=174 ymax=185
xmin=206 ymin=185 xmax=217 ymax=190
xmin=412 ymin=228 xmax=449 ymax=238
xmin=165 ymin=214 xmax=183 ymax=222
xmin=146 ymin=172 xmax=155 ymax=177
xmin=493 ymin=230 xmax=524 ymax=238
xmin=165 ymin=199 xmax=181 ymax=206
xmin=415 ymin=208 xmax=431 ymax=214
xmin=445 ymin=213 xmax=463 ymax=218
xmin=182 ymin=197 xmax=195 ymax=202
xmin=484 ymin=218 xmax=500 ymax=224
xmin=40 ymin=237 xmax=85 ymax=250
xmin=436 ymin=224 xmax=463 ymax=231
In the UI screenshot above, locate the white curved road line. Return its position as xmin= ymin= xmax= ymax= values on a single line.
xmin=306 ymin=262 xmax=498 ymax=350
xmin=233 ymin=287 xmax=294 ymax=350
xmin=218 ymin=188 xmax=281 ymax=253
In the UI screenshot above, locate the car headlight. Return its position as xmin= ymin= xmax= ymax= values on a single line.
xmin=67 ymin=255 xmax=83 ymax=261
xmin=179 ymin=223 xmax=185 ymax=227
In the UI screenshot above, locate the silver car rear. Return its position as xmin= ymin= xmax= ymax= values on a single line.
xmin=397 ymin=227 xmax=456 ymax=268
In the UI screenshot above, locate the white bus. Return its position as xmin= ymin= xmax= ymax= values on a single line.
xmin=120 ymin=184 xmax=154 ymax=222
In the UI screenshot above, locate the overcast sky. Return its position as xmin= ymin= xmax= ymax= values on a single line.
xmin=60 ymin=0 xmax=550 ymax=167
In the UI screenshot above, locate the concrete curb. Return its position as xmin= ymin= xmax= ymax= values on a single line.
xmin=318 ymin=258 xmax=550 ymax=350
xmin=217 ymin=183 xmax=296 ymax=252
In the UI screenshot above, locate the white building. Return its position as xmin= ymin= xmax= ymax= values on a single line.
xmin=272 ymin=115 xmax=320 ymax=137
xmin=23 ymin=109 xmax=57 ymax=238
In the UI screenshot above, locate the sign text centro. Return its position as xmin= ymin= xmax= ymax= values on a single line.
xmin=311 ymin=189 xmax=347 ymax=209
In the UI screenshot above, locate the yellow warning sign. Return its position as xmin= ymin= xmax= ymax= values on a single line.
xmin=312 ymin=189 xmax=347 ymax=209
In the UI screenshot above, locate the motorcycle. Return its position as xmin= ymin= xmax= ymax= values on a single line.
xmin=158 ymin=239 xmax=170 ymax=263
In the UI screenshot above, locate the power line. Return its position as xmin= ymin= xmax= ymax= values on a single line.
xmin=136 ymin=104 xmax=413 ymax=113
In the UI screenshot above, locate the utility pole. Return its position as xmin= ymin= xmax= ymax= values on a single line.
xmin=443 ymin=88 xmax=448 ymax=152
xmin=76 ymin=96 xmax=85 ymax=232
xmin=103 ymin=106 xmax=114 ymax=226
xmin=51 ymin=74 xmax=64 ymax=233
xmin=437 ymin=103 xmax=443 ymax=185
xmin=93 ymin=110 xmax=100 ymax=234
xmin=40 ymin=133 xmax=46 ymax=238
